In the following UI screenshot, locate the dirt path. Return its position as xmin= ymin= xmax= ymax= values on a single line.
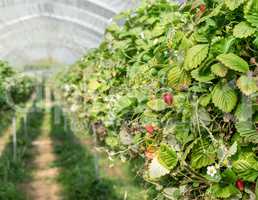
xmin=21 ymin=112 xmax=61 ymax=200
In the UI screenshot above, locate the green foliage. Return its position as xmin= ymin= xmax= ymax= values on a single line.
xmin=212 ymin=82 xmax=238 ymax=112
xmin=190 ymin=140 xmax=216 ymax=169
xmin=225 ymin=0 xmax=245 ymax=11
xmin=217 ymin=53 xmax=249 ymax=73
xmin=209 ymin=184 xmax=240 ymax=198
xmin=236 ymin=75 xmax=258 ymax=96
xmin=0 ymin=102 xmax=44 ymax=200
xmin=157 ymin=144 xmax=178 ymax=170
xmin=209 ymin=168 xmax=240 ymax=198
xmin=232 ymin=152 xmax=258 ymax=182
xmin=147 ymin=99 xmax=167 ymax=112
xmin=51 ymin=108 xmax=124 ymax=200
xmin=163 ymin=188 xmax=180 ymax=200
xmin=245 ymin=14 xmax=258 ymax=28
xmin=233 ymin=21 xmax=256 ymax=38
xmin=173 ymin=123 xmax=193 ymax=146
xmin=58 ymin=0 xmax=258 ymax=199
xmin=211 ymin=63 xmax=228 ymax=77
xmin=199 ymin=94 xmax=212 ymax=107
xmin=184 ymin=44 xmax=209 ymax=70
xmin=221 ymin=169 xmax=238 ymax=184
xmin=167 ymin=67 xmax=191 ymax=91
xmin=236 ymin=121 xmax=258 ymax=143
xmin=191 ymin=66 xmax=216 ymax=82
xmin=114 ymin=96 xmax=138 ymax=116
xmin=105 ymin=136 xmax=119 ymax=148
xmin=0 ymin=60 xmax=34 ymax=108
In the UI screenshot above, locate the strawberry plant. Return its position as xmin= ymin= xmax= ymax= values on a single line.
xmin=59 ymin=0 xmax=258 ymax=199
xmin=0 ymin=60 xmax=35 ymax=109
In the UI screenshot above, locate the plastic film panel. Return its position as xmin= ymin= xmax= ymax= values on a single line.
xmin=0 ymin=0 xmax=138 ymax=69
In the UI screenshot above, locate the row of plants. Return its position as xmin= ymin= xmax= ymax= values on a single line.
xmin=0 ymin=60 xmax=35 ymax=110
xmin=0 ymin=61 xmax=36 ymax=199
xmin=58 ymin=0 xmax=258 ymax=199
xmin=0 ymin=100 xmax=45 ymax=200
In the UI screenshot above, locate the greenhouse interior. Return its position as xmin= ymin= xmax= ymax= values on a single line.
xmin=0 ymin=0 xmax=257 ymax=199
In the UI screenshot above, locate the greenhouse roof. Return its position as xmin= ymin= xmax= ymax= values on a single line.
xmin=0 ymin=0 xmax=138 ymax=69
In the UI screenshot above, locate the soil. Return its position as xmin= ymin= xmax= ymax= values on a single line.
xmin=20 ymin=107 xmax=61 ymax=200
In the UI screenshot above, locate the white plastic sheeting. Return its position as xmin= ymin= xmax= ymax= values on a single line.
xmin=0 ymin=0 xmax=138 ymax=70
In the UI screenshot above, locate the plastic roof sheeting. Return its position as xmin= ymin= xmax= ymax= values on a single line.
xmin=0 ymin=0 xmax=138 ymax=70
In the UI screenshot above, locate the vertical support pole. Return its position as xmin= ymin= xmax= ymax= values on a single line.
xmin=45 ymin=83 xmax=51 ymax=109
xmin=54 ymin=106 xmax=61 ymax=125
xmin=24 ymin=115 xmax=28 ymax=140
xmin=92 ymin=124 xmax=99 ymax=180
xmin=64 ymin=112 xmax=68 ymax=132
xmin=12 ymin=115 xmax=17 ymax=162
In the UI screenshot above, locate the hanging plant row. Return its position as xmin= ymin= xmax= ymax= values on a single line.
xmin=58 ymin=0 xmax=258 ymax=199
xmin=0 ymin=60 xmax=35 ymax=109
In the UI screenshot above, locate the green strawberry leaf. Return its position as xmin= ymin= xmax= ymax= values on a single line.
xmin=167 ymin=67 xmax=191 ymax=91
xmin=199 ymin=94 xmax=212 ymax=107
xmin=245 ymin=13 xmax=258 ymax=28
xmin=232 ymin=152 xmax=258 ymax=182
xmin=158 ymin=144 xmax=178 ymax=170
xmin=191 ymin=66 xmax=216 ymax=82
xmin=191 ymin=140 xmax=216 ymax=169
xmin=236 ymin=121 xmax=258 ymax=143
xmin=211 ymin=63 xmax=228 ymax=77
xmin=212 ymin=82 xmax=238 ymax=113
xmin=209 ymin=184 xmax=240 ymax=198
xmin=236 ymin=75 xmax=258 ymax=96
xmin=217 ymin=53 xmax=249 ymax=73
xmin=225 ymin=0 xmax=245 ymax=11
xmin=233 ymin=22 xmax=256 ymax=38
xmin=147 ymin=99 xmax=167 ymax=112
xmin=184 ymin=44 xmax=209 ymax=71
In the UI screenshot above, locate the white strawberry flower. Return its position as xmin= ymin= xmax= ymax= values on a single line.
xmin=64 ymin=84 xmax=70 ymax=92
xmin=70 ymin=104 xmax=79 ymax=112
xmin=140 ymin=32 xmax=145 ymax=39
xmin=207 ymin=165 xmax=217 ymax=177
xmin=120 ymin=155 xmax=127 ymax=163
xmin=149 ymin=156 xmax=170 ymax=179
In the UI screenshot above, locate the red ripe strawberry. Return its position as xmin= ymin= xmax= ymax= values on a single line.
xmin=145 ymin=125 xmax=155 ymax=135
xmin=235 ymin=179 xmax=245 ymax=191
xmin=199 ymin=4 xmax=206 ymax=12
xmin=163 ymin=92 xmax=173 ymax=106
